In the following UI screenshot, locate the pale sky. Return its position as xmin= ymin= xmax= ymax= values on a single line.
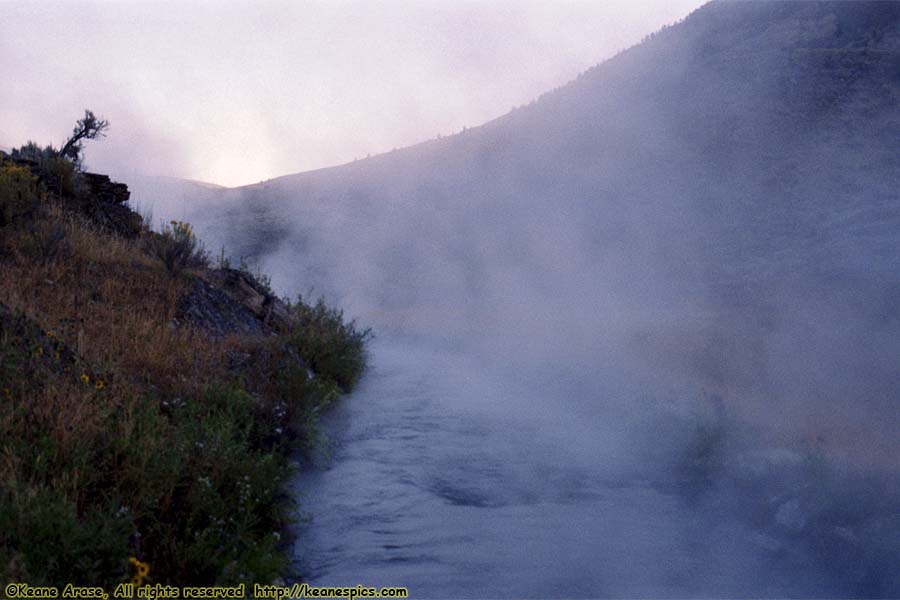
xmin=1 ymin=0 xmax=704 ymax=187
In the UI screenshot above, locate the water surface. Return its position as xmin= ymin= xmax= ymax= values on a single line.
xmin=290 ymin=338 xmax=855 ymax=598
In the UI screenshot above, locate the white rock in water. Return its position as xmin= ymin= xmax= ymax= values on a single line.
xmin=775 ymin=497 xmax=806 ymax=531
xmin=749 ymin=531 xmax=783 ymax=552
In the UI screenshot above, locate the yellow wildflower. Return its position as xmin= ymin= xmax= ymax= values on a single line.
xmin=94 ymin=380 xmax=105 ymax=390
xmin=129 ymin=556 xmax=150 ymax=586
xmin=34 ymin=346 xmax=43 ymax=356
xmin=80 ymin=373 xmax=90 ymax=384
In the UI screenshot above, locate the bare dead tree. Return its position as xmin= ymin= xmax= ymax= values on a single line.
xmin=58 ymin=109 xmax=109 ymax=167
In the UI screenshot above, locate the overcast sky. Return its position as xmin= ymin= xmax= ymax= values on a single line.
xmin=1 ymin=0 xmax=703 ymax=187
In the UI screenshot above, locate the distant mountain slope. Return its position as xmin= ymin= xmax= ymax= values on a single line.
xmin=168 ymin=1 xmax=899 ymax=465
xmin=221 ymin=0 xmax=898 ymax=294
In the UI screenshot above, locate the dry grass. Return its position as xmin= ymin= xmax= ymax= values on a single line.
xmin=0 ymin=204 xmax=228 ymax=399
xmin=0 ymin=199 xmax=289 ymax=584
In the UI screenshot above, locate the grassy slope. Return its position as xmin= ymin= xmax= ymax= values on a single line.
xmin=0 ymin=154 xmax=368 ymax=586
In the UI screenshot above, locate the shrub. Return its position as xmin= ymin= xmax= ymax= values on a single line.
xmin=159 ymin=386 xmax=290 ymax=583
xmin=148 ymin=220 xmax=209 ymax=275
xmin=0 ymin=486 xmax=130 ymax=586
xmin=0 ymin=162 xmax=38 ymax=226
xmin=10 ymin=142 xmax=76 ymax=196
xmin=40 ymin=155 xmax=77 ymax=197
xmin=289 ymin=295 xmax=371 ymax=392
xmin=11 ymin=141 xmax=54 ymax=164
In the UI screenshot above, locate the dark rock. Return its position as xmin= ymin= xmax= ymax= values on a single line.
xmin=226 ymin=348 xmax=253 ymax=370
xmin=208 ymin=268 xmax=267 ymax=315
xmin=75 ymin=171 xmax=141 ymax=238
xmin=263 ymin=295 xmax=292 ymax=331
xmin=174 ymin=276 xmax=267 ymax=337
xmin=81 ymin=172 xmax=130 ymax=205
xmin=174 ymin=269 xmax=295 ymax=337
xmin=207 ymin=268 xmax=294 ymax=332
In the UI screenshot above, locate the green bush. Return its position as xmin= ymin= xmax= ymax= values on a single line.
xmin=0 ymin=162 xmax=38 ymax=226
xmin=148 ymin=220 xmax=209 ymax=274
xmin=289 ymin=296 xmax=371 ymax=392
xmin=10 ymin=141 xmax=77 ymax=196
xmin=40 ymin=155 xmax=77 ymax=197
xmin=162 ymin=386 xmax=289 ymax=583
xmin=0 ymin=486 xmax=130 ymax=586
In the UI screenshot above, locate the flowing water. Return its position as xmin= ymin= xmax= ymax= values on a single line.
xmin=289 ymin=337 xmax=862 ymax=598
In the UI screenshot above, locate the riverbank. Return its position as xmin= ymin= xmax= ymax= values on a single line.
xmin=0 ymin=149 xmax=368 ymax=585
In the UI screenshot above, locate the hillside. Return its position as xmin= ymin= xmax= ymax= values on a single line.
xmin=130 ymin=1 xmax=900 ymax=467
xmin=137 ymin=0 xmax=900 ymax=312
xmin=0 ymin=150 xmax=368 ymax=585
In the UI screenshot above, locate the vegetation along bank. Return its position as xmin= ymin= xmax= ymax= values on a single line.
xmin=0 ymin=113 xmax=369 ymax=586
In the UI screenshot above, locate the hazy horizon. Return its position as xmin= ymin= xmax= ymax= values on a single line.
xmin=0 ymin=0 xmax=703 ymax=187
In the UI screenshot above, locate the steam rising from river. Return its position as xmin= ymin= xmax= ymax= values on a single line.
xmin=128 ymin=3 xmax=900 ymax=593
xmin=217 ymin=136 xmax=900 ymax=594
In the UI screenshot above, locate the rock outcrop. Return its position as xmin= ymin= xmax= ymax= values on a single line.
xmin=174 ymin=268 xmax=292 ymax=337
xmin=1 ymin=152 xmax=142 ymax=238
xmin=206 ymin=268 xmax=292 ymax=331
xmin=81 ymin=172 xmax=130 ymax=205
xmin=174 ymin=275 xmax=267 ymax=337
xmin=77 ymin=172 xmax=142 ymax=238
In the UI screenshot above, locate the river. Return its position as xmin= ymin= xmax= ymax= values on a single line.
xmin=288 ymin=337 xmax=867 ymax=598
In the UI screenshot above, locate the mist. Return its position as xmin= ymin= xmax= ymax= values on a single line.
xmin=122 ymin=1 xmax=900 ymax=596
xmin=0 ymin=0 xmax=702 ymax=187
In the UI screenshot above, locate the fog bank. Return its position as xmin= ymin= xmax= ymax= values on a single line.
xmin=130 ymin=2 xmax=900 ymax=595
